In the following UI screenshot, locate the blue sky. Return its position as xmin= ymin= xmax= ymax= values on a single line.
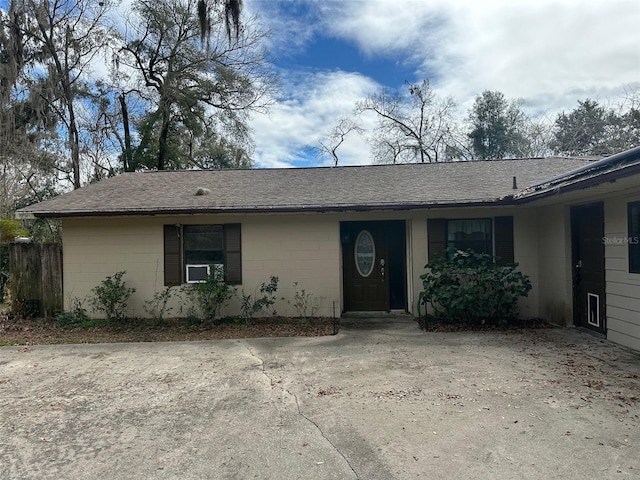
xmin=246 ymin=0 xmax=640 ymax=168
xmin=4 ymin=0 xmax=639 ymax=169
xmin=282 ymin=36 xmax=415 ymax=87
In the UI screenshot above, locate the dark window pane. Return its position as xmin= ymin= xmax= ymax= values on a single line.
xmin=183 ymin=225 xmax=223 ymax=251
xmin=447 ymin=219 xmax=493 ymax=255
xmin=184 ymin=225 xmax=224 ymax=280
xmin=184 ymin=250 xmax=224 ymax=265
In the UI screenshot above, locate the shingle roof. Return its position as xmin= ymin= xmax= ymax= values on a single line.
xmin=18 ymin=157 xmax=594 ymax=218
xmin=516 ymin=145 xmax=640 ymax=200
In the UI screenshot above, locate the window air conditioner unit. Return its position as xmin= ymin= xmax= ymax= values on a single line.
xmin=186 ymin=264 xmax=210 ymax=283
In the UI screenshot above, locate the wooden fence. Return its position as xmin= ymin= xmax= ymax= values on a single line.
xmin=8 ymin=243 xmax=63 ymax=318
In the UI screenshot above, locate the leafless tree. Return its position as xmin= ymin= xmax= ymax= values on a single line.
xmin=318 ymin=118 xmax=364 ymax=166
xmin=356 ymin=80 xmax=461 ymax=163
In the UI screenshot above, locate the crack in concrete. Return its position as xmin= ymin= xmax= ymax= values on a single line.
xmin=289 ymin=390 xmax=360 ymax=479
xmin=243 ymin=343 xmax=359 ymax=479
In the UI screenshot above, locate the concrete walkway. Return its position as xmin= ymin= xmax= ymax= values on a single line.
xmin=1 ymin=318 xmax=639 ymax=479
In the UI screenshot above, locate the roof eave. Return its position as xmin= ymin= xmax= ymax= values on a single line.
xmin=515 ymin=161 xmax=640 ymax=203
xmin=528 ymin=146 xmax=640 ymax=188
xmin=20 ymin=198 xmax=516 ymax=219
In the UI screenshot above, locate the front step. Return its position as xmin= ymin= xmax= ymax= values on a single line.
xmin=341 ymin=311 xmax=413 ymax=318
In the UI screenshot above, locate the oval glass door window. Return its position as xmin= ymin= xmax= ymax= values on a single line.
xmin=355 ymin=230 xmax=375 ymax=277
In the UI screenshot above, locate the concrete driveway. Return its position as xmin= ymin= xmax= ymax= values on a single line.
xmin=1 ymin=318 xmax=639 ymax=480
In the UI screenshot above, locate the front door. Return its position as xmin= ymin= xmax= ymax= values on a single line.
xmin=341 ymin=221 xmax=406 ymax=312
xmin=571 ymin=203 xmax=606 ymax=334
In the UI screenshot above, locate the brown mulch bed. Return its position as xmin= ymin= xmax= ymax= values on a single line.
xmin=420 ymin=316 xmax=555 ymax=332
xmin=0 ymin=316 xmax=337 ymax=346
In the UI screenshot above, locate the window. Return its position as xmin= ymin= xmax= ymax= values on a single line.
xmin=628 ymin=202 xmax=640 ymax=273
xmin=446 ymin=219 xmax=492 ymax=255
xmin=184 ymin=225 xmax=223 ymax=283
xmin=354 ymin=230 xmax=375 ymax=277
xmin=428 ymin=216 xmax=514 ymax=265
xmin=164 ymin=224 xmax=241 ymax=286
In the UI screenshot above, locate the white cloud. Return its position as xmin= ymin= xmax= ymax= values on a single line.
xmin=250 ymin=70 xmax=379 ymax=168
xmin=436 ymin=1 xmax=639 ymax=114
xmin=316 ymin=0 xmax=640 ymax=114
xmin=248 ymin=0 xmax=640 ymax=166
xmin=244 ymin=0 xmax=323 ymax=59
xmin=325 ymin=1 xmax=434 ymax=56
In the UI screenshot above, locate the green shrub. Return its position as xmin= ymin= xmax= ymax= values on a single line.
xmin=182 ymin=274 xmax=235 ymax=323
xmin=143 ymin=287 xmax=174 ymax=325
xmin=55 ymin=298 xmax=95 ymax=328
xmin=419 ymin=249 xmax=532 ymax=326
xmin=0 ymin=218 xmax=28 ymax=242
xmin=89 ymin=271 xmax=136 ymax=323
xmin=240 ymin=275 xmax=279 ymax=323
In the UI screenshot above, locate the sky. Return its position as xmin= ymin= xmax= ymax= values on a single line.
xmin=244 ymin=0 xmax=640 ymax=168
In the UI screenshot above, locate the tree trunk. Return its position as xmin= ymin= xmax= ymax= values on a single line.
xmin=119 ymin=94 xmax=133 ymax=172
xmin=68 ymin=109 xmax=81 ymax=189
xmin=158 ymin=105 xmax=171 ymax=171
xmin=63 ymin=78 xmax=81 ymax=189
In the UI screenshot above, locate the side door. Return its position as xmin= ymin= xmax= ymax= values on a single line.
xmin=571 ymin=203 xmax=606 ymax=333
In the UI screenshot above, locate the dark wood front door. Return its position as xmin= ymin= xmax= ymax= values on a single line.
xmin=571 ymin=203 xmax=606 ymax=334
xmin=342 ymin=221 xmax=406 ymax=312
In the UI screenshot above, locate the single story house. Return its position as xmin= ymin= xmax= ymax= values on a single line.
xmin=17 ymin=146 xmax=640 ymax=351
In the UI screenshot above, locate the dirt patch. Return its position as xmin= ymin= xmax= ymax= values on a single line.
xmin=0 ymin=315 xmax=336 ymax=345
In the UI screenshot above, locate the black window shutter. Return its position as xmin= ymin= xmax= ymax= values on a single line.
xmin=629 ymin=202 xmax=640 ymax=273
xmin=494 ymin=216 xmax=514 ymax=265
xmin=164 ymin=225 xmax=182 ymax=286
xmin=427 ymin=219 xmax=447 ymax=261
xmin=224 ymin=223 xmax=242 ymax=284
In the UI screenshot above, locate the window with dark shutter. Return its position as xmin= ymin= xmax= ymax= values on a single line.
xmin=428 ymin=216 xmax=513 ymax=264
xmin=164 ymin=225 xmax=182 ymax=286
xmin=427 ymin=219 xmax=447 ymax=261
xmin=164 ymin=223 xmax=242 ymax=286
xmin=223 ymin=223 xmax=242 ymax=284
xmin=494 ymin=216 xmax=514 ymax=265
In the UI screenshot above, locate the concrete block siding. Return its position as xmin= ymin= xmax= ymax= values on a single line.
xmin=61 ymin=194 xmax=640 ymax=354
xmin=63 ymin=208 xmax=545 ymax=320
xmin=63 ymin=215 xmax=342 ymax=318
